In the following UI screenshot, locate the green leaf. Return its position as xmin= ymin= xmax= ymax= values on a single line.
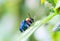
xmin=47 ymin=0 xmax=58 ymax=7
xmin=54 ymin=0 xmax=58 ymax=4
xmin=41 ymin=0 xmax=46 ymax=4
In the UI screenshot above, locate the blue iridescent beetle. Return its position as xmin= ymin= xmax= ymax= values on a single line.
xmin=19 ymin=13 xmax=34 ymax=32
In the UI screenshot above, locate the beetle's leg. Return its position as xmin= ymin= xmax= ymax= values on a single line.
xmin=20 ymin=28 xmax=24 ymax=32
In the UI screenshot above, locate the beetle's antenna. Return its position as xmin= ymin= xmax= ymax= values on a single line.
xmin=28 ymin=13 xmax=31 ymax=18
xmin=33 ymin=16 xmax=36 ymax=20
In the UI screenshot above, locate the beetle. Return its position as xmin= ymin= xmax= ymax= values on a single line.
xmin=19 ymin=13 xmax=34 ymax=32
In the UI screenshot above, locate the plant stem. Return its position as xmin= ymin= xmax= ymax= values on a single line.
xmin=19 ymin=13 xmax=57 ymax=41
xmin=41 ymin=13 xmax=57 ymax=25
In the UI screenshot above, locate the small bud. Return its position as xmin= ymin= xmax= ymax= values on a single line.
xmin=52 ymin=22 xmax=60 ymax=32
xmin=54 ymin=7 xmax=60 ymax=14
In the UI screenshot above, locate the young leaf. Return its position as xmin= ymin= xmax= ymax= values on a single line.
xmin=47 ymin=0 xmax=58 ymax=7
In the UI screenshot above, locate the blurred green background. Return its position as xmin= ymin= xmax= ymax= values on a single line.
xmin=0 ymin=0 xmax=60 ymax=41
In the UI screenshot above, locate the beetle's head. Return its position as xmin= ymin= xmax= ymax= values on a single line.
xmin=26 ymin=18 xmax=34 ymax=23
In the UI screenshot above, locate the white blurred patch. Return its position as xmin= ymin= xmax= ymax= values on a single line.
xmin=0 ymin=13 xmax=16 ymax=41
xmin=0 ymin=0 xmax=3 ymax=4
xmin=0 ymin=0 xmax=6 ymax=4
xmin=25 ymin=0 xmax=39 ymax=9
xmin=11 ymin=32 xmax=29 ymax=41
xmin=34 ymin=26 xmax=52 ymax=41
xmin=55 ymin=0 xmax=60 ymax=8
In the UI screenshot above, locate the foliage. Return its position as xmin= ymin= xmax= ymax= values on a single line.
xmin=0 ymin=0 xmax=60 ymax=41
